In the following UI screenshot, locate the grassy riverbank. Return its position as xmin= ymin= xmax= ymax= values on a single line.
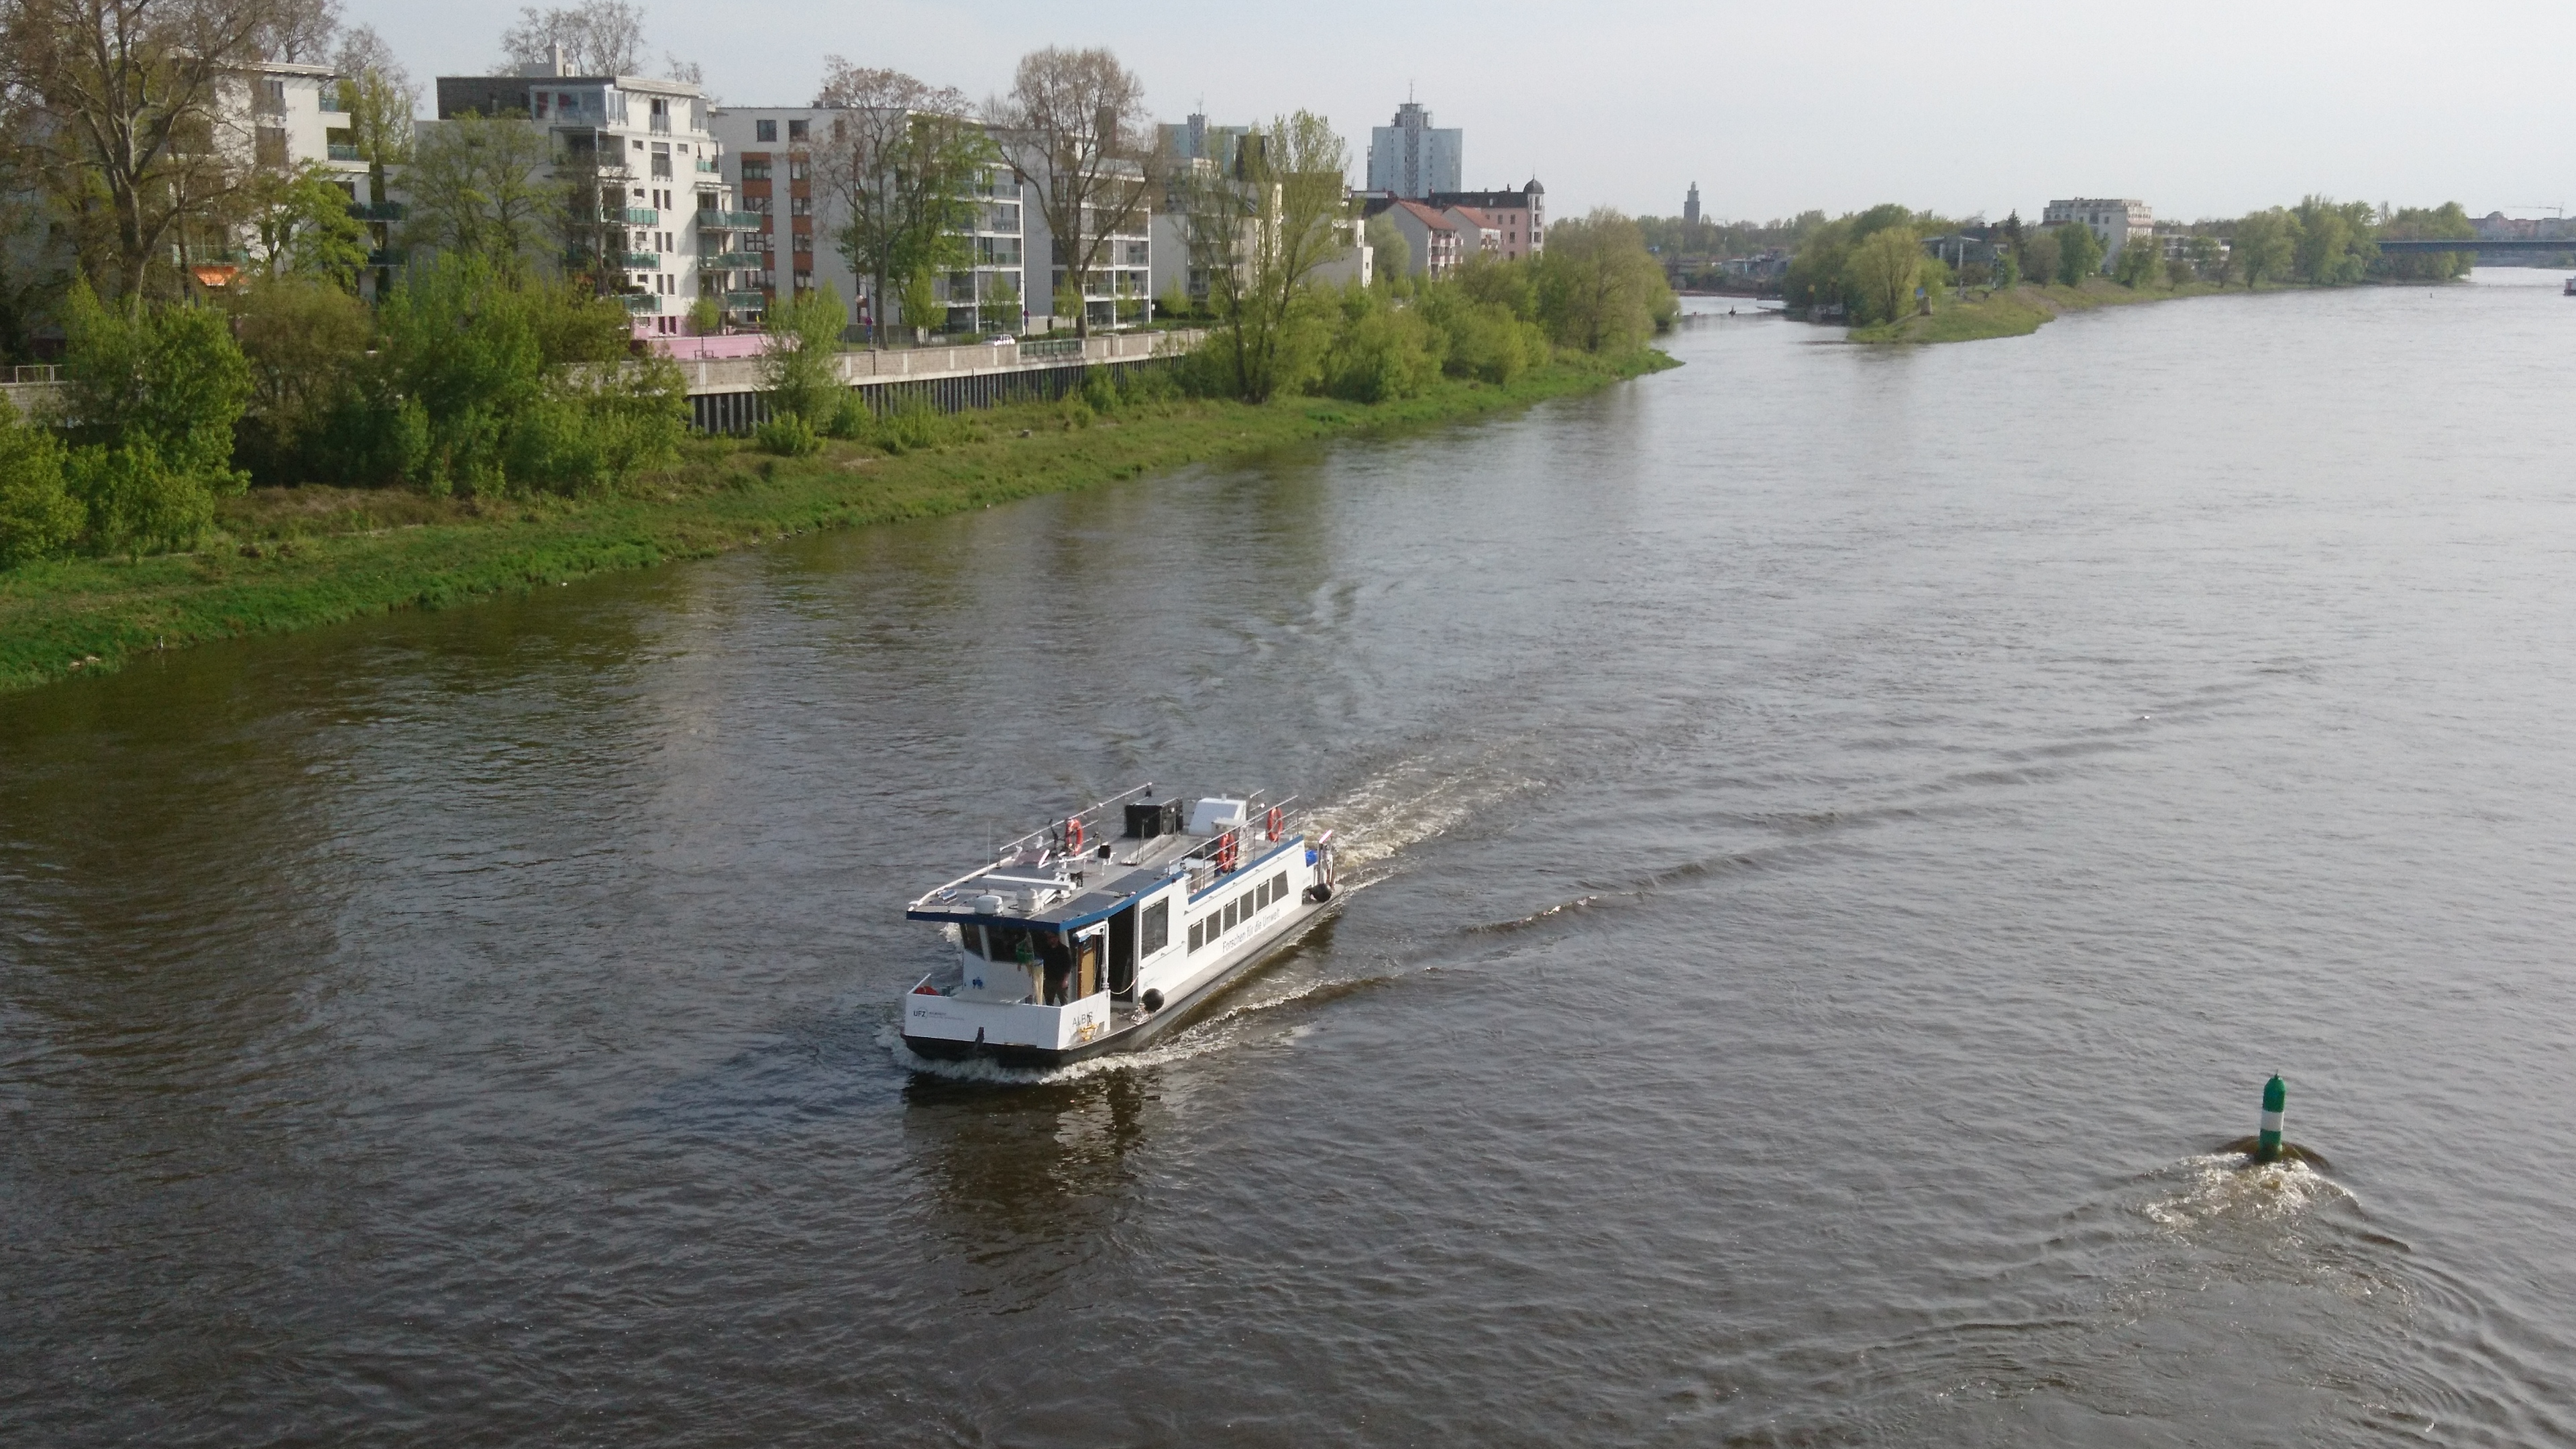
xmin=1847 ymin=278 xmax=2245 ymax=345
xmin=0 ymin=350 xmax=1674 ymax=695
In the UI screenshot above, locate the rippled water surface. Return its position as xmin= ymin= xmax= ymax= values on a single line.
xmin=8 ymin=273 xmax=2576 ymax=1446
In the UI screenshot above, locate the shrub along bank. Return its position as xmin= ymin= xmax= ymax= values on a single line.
xmin=0 ymin=349 xmax=1674 ymax=694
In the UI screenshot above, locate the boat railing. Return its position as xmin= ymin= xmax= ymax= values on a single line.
xmin=912 ymin=783 xmax=1159 ymax=908
xmin=1175 ymin=793 xmax=1307 ymax=881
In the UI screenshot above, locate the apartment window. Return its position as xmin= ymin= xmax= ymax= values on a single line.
xmin=254 ymin=126 xmax=287 ymax=167
xmin=260 ymin=79 xmax=286 ymax=116
xmin=790 ymin=196 xmax=810 ymax=217
xmin=792 ymin=234 xmax=812 ymax=256
xmin=746 ymin=195 xmax=771 ymax=214
xmin=787 ymin=158 xmax=808 ymax=182
xmin=739 ymin=158 xmax=769 ymax=180
xmin=755 ymin=119 xmax=776 ymax=142
xmin=787 ymin=118 xmax=808 ymax=140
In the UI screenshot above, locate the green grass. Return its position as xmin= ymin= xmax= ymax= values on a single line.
xmin=1846 ymin=278 xmax=2251 ymax=345
xmin=0 ymin=350 xmax=1677 ymax=695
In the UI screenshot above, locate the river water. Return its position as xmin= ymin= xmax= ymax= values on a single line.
xmin=7 ymin=271 xmax=2576 ymax=1446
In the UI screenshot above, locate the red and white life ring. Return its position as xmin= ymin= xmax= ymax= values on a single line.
xmin=1217 ymin=830 xmax=1239 ymax=873
xmin=1067 ymin=815 xmax=1085 ymax=853
xmin=1265 ymin=806 xmax=1283 ymax=841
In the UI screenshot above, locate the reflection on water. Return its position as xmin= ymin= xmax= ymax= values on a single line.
xmin=7 ymin=274 xmax=2576 ymax=1444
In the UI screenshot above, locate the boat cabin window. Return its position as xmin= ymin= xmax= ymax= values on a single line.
xmin=1142 ymin=900 xmax=1169 ymax=955
xmin=1224 ymin=899 xmax=1239 ymax=931
xmin=979 ymin=926 xmax=1038 ymax=963
xmin=959 ymin=923 xmax=982 ymax=955
xmin=1272 ymin=871 xmax=1288 ymax=901
xmin=1188 ymin=919 xmax=1205 ymax=953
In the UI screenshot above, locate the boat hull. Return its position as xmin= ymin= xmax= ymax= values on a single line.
xmin=902 ymin=890 xmax=1338 ymax=1071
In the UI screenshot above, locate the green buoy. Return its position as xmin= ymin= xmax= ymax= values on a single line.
xmin=2256 ymin=1075 xmax=2286 ymax=1163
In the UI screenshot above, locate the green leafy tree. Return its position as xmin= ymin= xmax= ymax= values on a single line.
xmin=2113 ymin=236 xmax=2163 ymax=288
xmin=811 ymin=63 xmax=996 ymax=345
xmin=981 ymin=273 xmax=1022 ymax=333
xmin=760 ymin=282 xmax=848 ymax=421
xmin=2292 ymin=195 xmax=2376 ymax=284
xmin=247 ymin=162 xmax=370 ymax=287
xmin=1843 ymin=226 xmax=1922 ymax=323
xmin=402 ymin=111 xmax=561 ymax=277
xmin=229 ymin=277 xmax=372 ymax=482
xmin=1183 ymin=110 xmax=1357 ymax=402
xmin=1316 ymin=285 xmax=1441 ymax=402
xmin=894 ymin=270 xmax=945 ymax=342
xmin=2373 ymin=202 xmax=2475 ymax=282
xmin=2231 ymin=209 xmax=2296 ymax=287
xmin=2053 ymin=223 xmax=2104 ymax=284
xmin=61 ymin=280 xmax=251 ymax=488
xmin=1535 ymin=209 xmax=1676 ymax=352
xmin=1364 ymin=213 xmax=1411 ymax=297
xmin=0 ymin=406 xmax=85 ymax=566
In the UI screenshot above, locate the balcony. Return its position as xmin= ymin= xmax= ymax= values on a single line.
xmin=319 ymin=93 xmax=347 ymax=114
xmin=326 ymin=143 xmax=360 ymax=161
xmin=624 ymin=294 xmax=661 ymax=314
xmin=367 ymin=248 xmax=407 ymax=267
xmin=698 ymin=210 xmax=763 ymax=230
xmin=606 ymin=207 xmax=657 ymax=225
xmin=616 ymin=252 xmax=661 ymax=269
xmin=696 ymin=158 xmax=718 ymax=173
xmin=722 ymin=291 xmax=767 ymax=309
xmin=698 ymin=253 xmax=762 ymax=269
xmin=347 ymin=200 xmax=407 ymax=221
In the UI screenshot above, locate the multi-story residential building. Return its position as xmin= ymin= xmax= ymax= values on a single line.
xmin=2042 ymin=198 xmax=2153 ymax=270
xmin=1373 ymin=199 xmax=1463 ymax=280
xmin=1428 ymin=183 xmax=1544 ymax=261
xmin=1020 ymin=168 xmax=1152 ymax=331
xmin=1366 ymin=101 xmax=1461 ymax=201
xmin=708 ymin=105 xmax=1032 ymax=338
xmin=436 ymin=55 xmax=747 ymax=335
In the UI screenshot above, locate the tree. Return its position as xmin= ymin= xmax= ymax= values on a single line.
xmin=496 ymin=0 xmax=645 ymax=74
xmin=247 ymin=161 xmax=368 ymax=285
xmin=2113 ymin=234 xmax=2163 ymax=288
xmin=229 ymin=275 xmax=370 ymax=480
xmin=1843 ymin=225 xmax=1921 ymax=323
xmin=2292 ymin=195 xmax=2375 ymax=284
xmin=2231 ymin=208 xmax=2295 ymax=287
xmin=334 ymin=25 xmax=415 ymax=196
xmin=2053 ymin=223 xmax=2102 ymax=284
xmin=60 ymin=280 xmax=251 ymax=487
xmin=0 ymin=0 xmax=288 ymax=299
xmin=759 ymin=282 xmax=847 ymax=421
xmin=988 ymin=46 xmax=1147 ymax=338
xmin=1364 ymin=213 xmax=1409 ymax=295
xmin=0 ymin=405 xmax=84 ymax=566
xmin=403 ymin=110 xmax=559 ymax=276
xmin=1534 ymin=209 xmax=1676 ymax=352
xmin=810 ymin=62 xmax=994 ymax=343
xmin=1185 ymin=111 xmax=1357 ymax=402
xmin=2374 ymin=202 xmax=2475 ymax=282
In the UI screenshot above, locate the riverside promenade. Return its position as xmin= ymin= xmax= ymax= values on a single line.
xmin=0 ymin=331 xmax=1208 ymax=433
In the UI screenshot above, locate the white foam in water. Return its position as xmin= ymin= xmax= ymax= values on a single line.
xmin=2141 ymin=1152 xmax=2355 ymax=1230
xmin=1306 ymin=750 xmax=1541 ymax=880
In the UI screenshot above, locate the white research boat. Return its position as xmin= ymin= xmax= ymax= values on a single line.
xmin=900 ymin=785 xmax=1340 ymax=1069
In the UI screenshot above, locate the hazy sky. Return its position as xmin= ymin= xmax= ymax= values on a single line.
xmin=364 ymin=0 xmax=2576 ymax=225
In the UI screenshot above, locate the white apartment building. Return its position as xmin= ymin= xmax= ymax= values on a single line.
xmin=1149 ymin=207 xmax=1370 ymax=305
xmin=2043 ymin=197 xmax=2153 ymax=271
xmin=708 ymin=106 xmax=1035 ymax=338
xmin=436 ymin=57 xmax=746 ymax=335
xmin=1366 ymin=101 xmax=1461 ymax=201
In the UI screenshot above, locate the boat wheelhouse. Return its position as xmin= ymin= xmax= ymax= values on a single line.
xmin=900 ymin=785 xmax=1338 ymax=1069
